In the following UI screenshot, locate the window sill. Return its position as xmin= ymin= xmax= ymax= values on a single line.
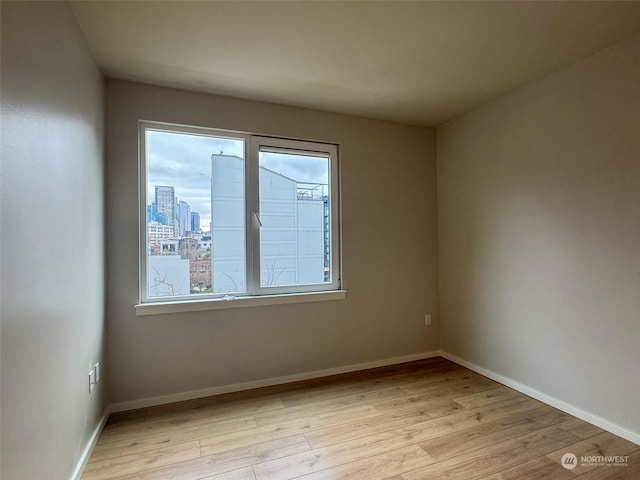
xmin=135 ymin=290 xmax=347 ymax=316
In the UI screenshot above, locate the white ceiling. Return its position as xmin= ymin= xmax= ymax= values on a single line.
xmin=71 ymin=1 xmax=640 ymax=126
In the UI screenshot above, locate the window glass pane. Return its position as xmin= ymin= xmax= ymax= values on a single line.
xmin=258 ymin=150 xmax=331 ymax=287
xmin=145 ymin=129 xmax=245 ymax=298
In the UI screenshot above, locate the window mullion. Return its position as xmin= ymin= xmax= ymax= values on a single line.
xmin=247 ymin=136 xmax=261 ymax=295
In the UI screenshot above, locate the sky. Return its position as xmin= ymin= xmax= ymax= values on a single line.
xmin=147 ymin=129 xmax=329 ymax=230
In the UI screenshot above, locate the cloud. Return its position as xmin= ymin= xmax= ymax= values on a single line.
xmin=260 ymin=152 xmax=329 ymax=185
xmin=147 ymin=130 xmax=244 ymax=226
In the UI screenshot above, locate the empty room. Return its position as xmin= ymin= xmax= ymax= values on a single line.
xmin=2 ymin=1 xmax=640 ymax=479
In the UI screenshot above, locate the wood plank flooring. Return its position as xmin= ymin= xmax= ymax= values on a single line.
xmin=82 ymin=357 xmax=639 ymax=480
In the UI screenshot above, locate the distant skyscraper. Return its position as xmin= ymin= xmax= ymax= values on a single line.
xmin=155 ymin=186 xmax=176 ymax=232
xmin=147 ymin=203 xmax=156 ymax=222
xmin=177 ymin=200 xmax=191 ymax=236
xmin=147 ymin=202 xmax=167 ymax=224
xmin=191 ymin=212 xmax=201 ymax=232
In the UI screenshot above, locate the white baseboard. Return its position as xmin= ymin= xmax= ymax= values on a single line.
xmin=439 ymin=350 xmax=640 ymax=446
xmin=70 ymin=407 xmax=111 ymax=480
xmin=110 ymin=351 xmax=440 ymax=413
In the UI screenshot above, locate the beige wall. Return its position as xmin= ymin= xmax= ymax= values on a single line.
xmin=0 ymin=2 xmax=106 ymax=479
xmin=105 ymin=80 xmax=438 ymax=404
xmin=438 ymin=34 xmax=640 ymax=436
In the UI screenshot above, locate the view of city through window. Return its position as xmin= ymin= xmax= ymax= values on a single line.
xmin=145 ymin=128 xmax=332 ymax=299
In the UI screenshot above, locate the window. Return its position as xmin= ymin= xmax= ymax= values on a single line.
xmin=139 ymin=122 xmax=340 ymax=306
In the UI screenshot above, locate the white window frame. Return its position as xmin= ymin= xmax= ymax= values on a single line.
xmin=138 ymin=121 xmax=342 ymax=311
xmin=250 ymin=136 xmax=340 ymax=296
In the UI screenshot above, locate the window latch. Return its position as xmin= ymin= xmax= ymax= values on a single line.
xmin=253 ymin=211 xmax=263 ymax=227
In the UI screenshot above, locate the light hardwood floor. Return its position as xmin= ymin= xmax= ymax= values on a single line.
xmin=82 ymin=357 xmax=639 ymax=480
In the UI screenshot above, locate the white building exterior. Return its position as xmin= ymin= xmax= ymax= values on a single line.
xmin=211 ymin=155 xmax=246 ymax=293
xmin=258 ymin=168 xmax=325 ymax=287
xmin=147 ymin=221 xmax=175 ymax=245
xmin=147 ymin=255 xmax=190 ymax=297
xmin=211 ymin=154 xmax=325 ymax=293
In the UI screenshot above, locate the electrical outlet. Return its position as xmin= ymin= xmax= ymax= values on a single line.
xmin=425 ymin=314 xmax=432 ymax=326
xmin=88 ymin=369 xmax=96 ymax=394
xmin=94 ymin=363 xmax=100 ymax=383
